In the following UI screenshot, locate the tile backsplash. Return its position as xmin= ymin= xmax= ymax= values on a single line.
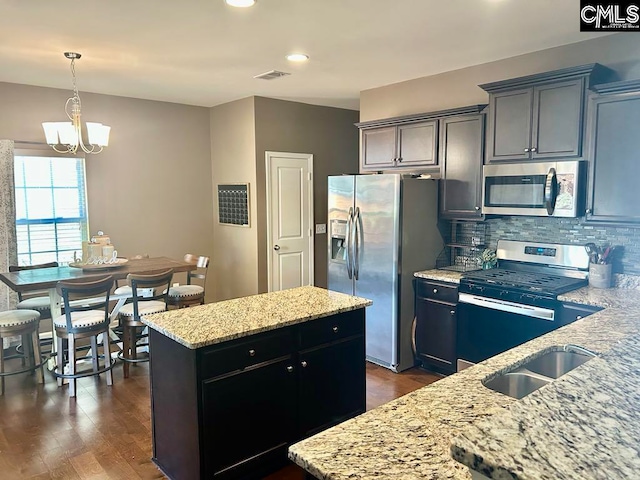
xmin=484 ymin=217 xmax=640 ymax=275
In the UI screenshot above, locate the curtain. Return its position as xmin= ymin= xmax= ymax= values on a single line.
xmin=0 ymin=140 xmax=18 ymax=317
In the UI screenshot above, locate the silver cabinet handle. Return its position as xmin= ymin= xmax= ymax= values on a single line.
xmin=576 ymin=316 xmax=583 ymax=320
xmin=474 ymin=206 xmax=480 ymax=211
xmin=411 ymin=316 xmax=417 ymax=356
xmin=301 ymin=361 xmax=308 ymax=368
xmin=397 ymin=157 xmax=403 ymax=163
xmin=586 ymin=208 xmax=592 ymax=214
xmin=530 ymin=147 xmax=537 ymax=152
xmin=332 ymin=326 xmax=339 ymax=333
xmin=286 ymin=366 xmax=294 ymax=373
xmin=433 ymin=288 xmax=438 ymax=294
xmin=450 ymin=310 xmax=455 ymax=315
xmin=273 ymin=245 xmax=280 ymax=251
xmin=524 ymin=148 xmax=530 ymax=152
xmin=249 ymin=349 xmax=256 ymax=357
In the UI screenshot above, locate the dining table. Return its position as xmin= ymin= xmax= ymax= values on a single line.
xmin=0 ymin=256 xmax=197 ymax=369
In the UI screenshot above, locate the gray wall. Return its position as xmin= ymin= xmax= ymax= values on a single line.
xmin=0 ymin=81 xmax=215 ymax=299
xmin=254 ymin=96 xmax=360 ymax=291
xmin=210 ymin=97 xmax=258 ymax=301
xmin=360 ymin=33 xmax=640 ymax=274
xmin=361 ymin=34 xmax=640 ymax=121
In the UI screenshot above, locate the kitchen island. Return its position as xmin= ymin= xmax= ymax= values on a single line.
xmin=142 ymin=286 xmax=371 ymax=480
xmin=289 ymin=279 xmax=640 ymax=479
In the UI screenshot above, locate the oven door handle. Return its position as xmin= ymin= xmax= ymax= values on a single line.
xmin=459 ymin=293 xmax=555 ymax=321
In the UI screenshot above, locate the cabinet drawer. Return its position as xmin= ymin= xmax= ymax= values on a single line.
xmin=415 ymin=279 xmax=458 ymax=303
xmin=199 ymin=329 xmax=294 ymax=379
xmin=299 ymin=310 xmax=364 ymax=350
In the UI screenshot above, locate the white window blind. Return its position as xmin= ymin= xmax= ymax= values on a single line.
xmin=14 ymin=153 xmax=89 ymax=266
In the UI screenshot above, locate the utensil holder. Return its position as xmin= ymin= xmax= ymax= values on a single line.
xmin=589 ymin=263 xmax=612 ymax=289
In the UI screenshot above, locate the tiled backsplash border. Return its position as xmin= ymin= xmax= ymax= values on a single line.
xmin=483 ymin=217 xmax=640 ymax=275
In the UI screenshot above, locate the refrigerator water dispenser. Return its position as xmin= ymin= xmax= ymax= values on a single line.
xmin=330 ymin=219 xmax=347 ymax=263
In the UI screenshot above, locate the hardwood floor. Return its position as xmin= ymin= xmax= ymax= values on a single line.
xmin=0 ymin=353 xmax=440 ymax=479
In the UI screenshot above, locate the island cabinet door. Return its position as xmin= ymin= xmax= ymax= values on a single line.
xmin=201 ymin=357 xmax=297 ymax=479
xmin=297 ymin=335 xmax=366 ymax=438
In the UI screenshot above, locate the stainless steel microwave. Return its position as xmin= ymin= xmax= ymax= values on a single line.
xmin=482 ymin=160 xmax=586 ymax=217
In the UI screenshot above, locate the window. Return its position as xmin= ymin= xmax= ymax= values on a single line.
xmin=14 ymin=152 xmax=89 ymax=266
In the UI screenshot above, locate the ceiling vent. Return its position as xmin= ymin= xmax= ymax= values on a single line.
xmin=253 ymin=70 xmax=291 ymax=80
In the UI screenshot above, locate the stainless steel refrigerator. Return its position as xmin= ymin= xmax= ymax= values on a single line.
xmin=328 ymin=174 xmax=443 ymax=372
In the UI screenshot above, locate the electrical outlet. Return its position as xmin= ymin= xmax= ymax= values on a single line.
xmin=315 ymin=223 xmax=327 ymax=234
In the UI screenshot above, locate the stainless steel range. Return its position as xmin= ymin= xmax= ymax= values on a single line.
xmin=456 ymin=240 xmax=589 ymax=371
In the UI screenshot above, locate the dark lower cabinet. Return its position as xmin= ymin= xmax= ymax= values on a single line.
xmin=149 ymin=309 xmax=366 ymax=480
xmin=298 ymin=336 xmax=365 ymax=438
xmin=560 ymin=302 xmax=603 ymax=326
xmin=413 ymin=279 xmax=458 ymax=375
xmin=202 ymin=357 xmax=297 ymax=478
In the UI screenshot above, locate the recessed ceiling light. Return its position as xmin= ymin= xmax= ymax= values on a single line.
xmin=286 ymin=53 xmax=309 ymax=62
xmin=225 ymin=0 xmax=255 ymax=7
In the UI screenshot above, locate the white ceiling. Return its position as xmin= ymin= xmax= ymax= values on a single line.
xmin=0 ymin=0 xmax=605 ymax=110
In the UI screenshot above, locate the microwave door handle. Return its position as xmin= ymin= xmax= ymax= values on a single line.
xmin=544 ymin=167 xmax=558 ymax=215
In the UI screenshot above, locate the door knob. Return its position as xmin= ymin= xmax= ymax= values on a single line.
xmin=274 ymin=245 xmax=281 ymax=251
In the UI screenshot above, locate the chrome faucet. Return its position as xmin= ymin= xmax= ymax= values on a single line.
xmin=563 ymin=344 xmax=598 ymax=357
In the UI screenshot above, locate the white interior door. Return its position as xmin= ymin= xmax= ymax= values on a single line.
xmin=266 ymin=152 xmax=314 ymax=292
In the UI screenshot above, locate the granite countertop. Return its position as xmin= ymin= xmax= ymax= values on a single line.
xmin=289 ymin=283 xmax=640 ymax=480
xmin=413 ymin=268 xmax=464 ymax=284
xmin=142 ymin=286 xmax=372 ymax=349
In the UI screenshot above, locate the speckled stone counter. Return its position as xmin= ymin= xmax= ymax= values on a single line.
xmin=450 ymin=283 xmax=640 ymax=480
xmin=289 ymin=283 xmax=640 ymax=480
xmin=413 ymin=269 xmax=464 ymax=284
xmin=142 ymin=285 xmax=372 ymax=349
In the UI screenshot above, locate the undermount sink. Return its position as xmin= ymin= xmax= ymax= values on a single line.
xmin=522 ymin=350 xmax=592 ymax=379
xmin=483 ymin=372 xmax=550 ymax=399
xmin=483 ymin=347 xmax=595 ymax=399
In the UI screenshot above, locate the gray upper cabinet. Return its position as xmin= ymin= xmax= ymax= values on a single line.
xmin=360 ymin=121 xmax=437 ymax=171
xmin=439 ymin=114 xmax=485 ymax=219
xmin=357 ymin=106 xmax=486 ymax=174
xmin=361 ymin=126 xmax=397 ymax=169
xmin=397 ymin=121 xmax=437 ymax=167
xmin=482 ymin=64 xmax=614 ymax=163
xmin=585 ymin=80 xmax=640 ymax=224
xmin=488 ymin=89 xmax=532 ymax=161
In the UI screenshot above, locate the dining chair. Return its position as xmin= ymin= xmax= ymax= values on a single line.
xmin=54 ymin=275 xmax=115 ymax=397
xmin=118 ymin=269 xmax=173 ymax=378
xmin=166 ymin=254 xmax=209 ymax=308
xmin=0 ymin=309 xmax=45 ymax=395
xmin=10 ymin=262 xmax=59 ymax=353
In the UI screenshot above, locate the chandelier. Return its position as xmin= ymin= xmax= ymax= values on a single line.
xmin=42 ymin=52 xmax=111 ymax=155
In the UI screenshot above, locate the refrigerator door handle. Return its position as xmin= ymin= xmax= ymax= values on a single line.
xmin=354 ymin=207 xmax=363 ymax=280
xmin=346 ymin=207 xmax=354 ymax=280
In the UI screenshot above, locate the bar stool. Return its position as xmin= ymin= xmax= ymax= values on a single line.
xmin=118 ymin=269 xmax=173 ymax=378
xmin=166 ymin=254 xmax=209 ymax=308
xmin=10 ymin=262 xmax=59 ymax=353
xmin=54 ymin=275 xmax=115 ymax=397
xmin=0 ymin=309 xmax=45 ymax=395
